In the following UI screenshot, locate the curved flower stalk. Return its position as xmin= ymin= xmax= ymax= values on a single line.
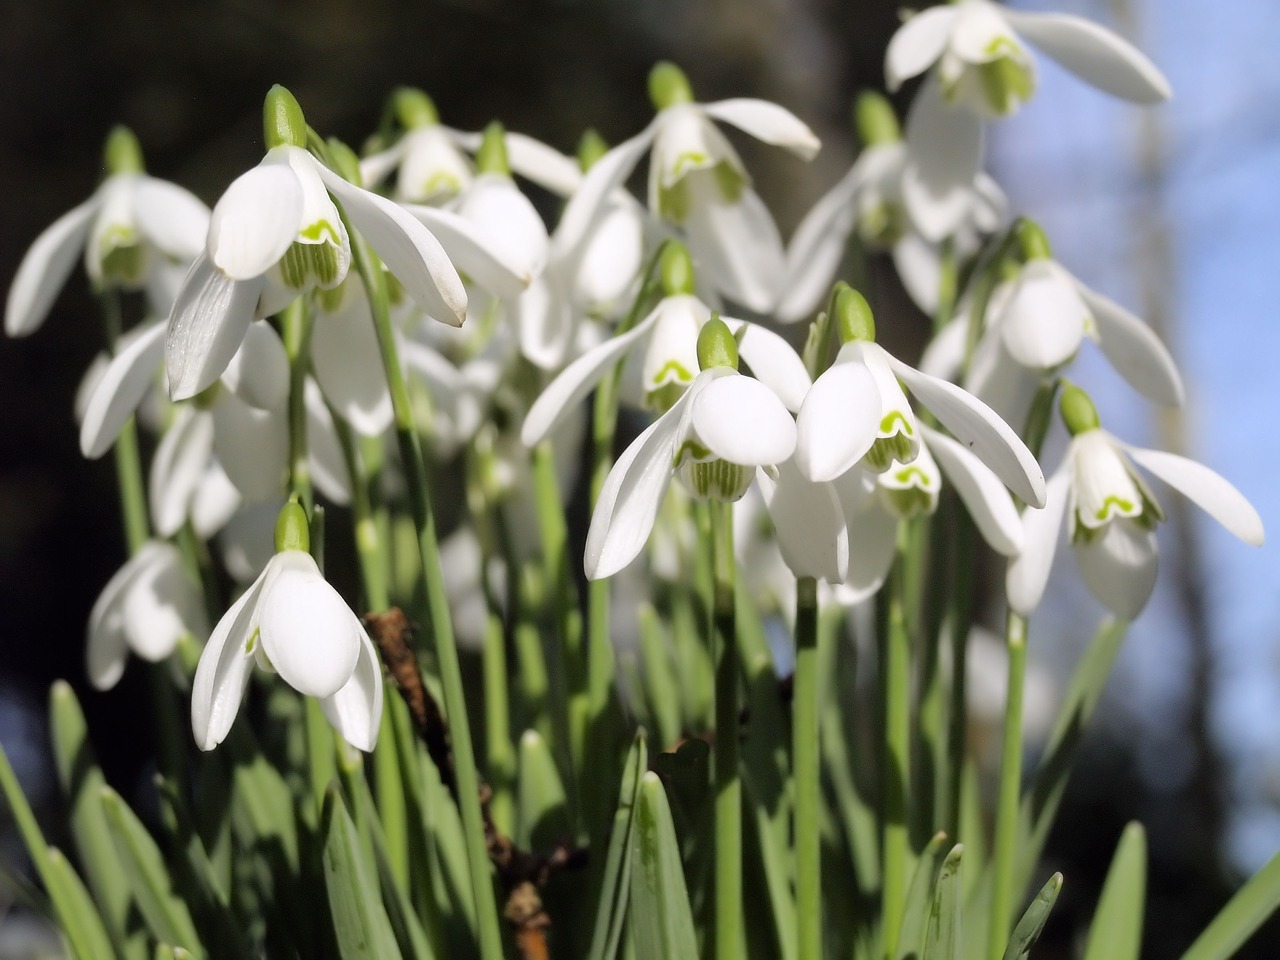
xmin=886 ymin=0 xmax=1170 ymax=241
xmin=522 ymin=242 xmax=811 ymax=448
xmin=586 ymin=318 xmax=798 ymax=580
xmin=87 ymin=540 xmax=207 ymax=691
xmin=552 ymin=61 xmax=820 ymax=313
xmin=192 ymin=501 xmax=382 ymax=752
xmin=779 ymin=92 xmax=1005 ymax=321
xmin=1007 ymin=385 xmax=1264 ymax=620
xmin=794 ymin=286 xmax=1045 ymax=509
xmin=6 ymin=126 xmax=209 ymax=337
xmin=165 ymin=85 xmax=468 ymax=402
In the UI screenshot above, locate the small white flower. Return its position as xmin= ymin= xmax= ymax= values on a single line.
xmin=87 ymin=541 xmax=207 ymax=691
xmin=191 ymin=511 xmax=382 ymax=751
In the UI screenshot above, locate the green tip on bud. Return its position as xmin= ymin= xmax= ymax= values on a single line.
xmin=1059 ymin=382 xmax=1100 ymax=436
xmin=697 ymin=315 xmax=739 ymax=371
xmin=274 ymin=499 xmax=311 ymax=554
xmin=648 ymin=61 xmax=694 ymax=111
xmin=1014 ymin=218 xmax=1052 ymax=262
xmin=476 ymin=121 xmax=510 ymax=176
xmin=832 ymin=283 xmax=876 ymax=344
xmin=577 ymin=128 xmax=609 ymax=172
xmin=326 ymin=137 xmax=361 ymax=184
xmin=104 ymin=126 xmax=144 ymax=176
xmin=264 ymin=84 xmax=307 ymax=149
xmin=854 ymin=91 xmax=901 ymax=146
xmin=659 ymin=241 xmax=696 ymax=297
xmin=392 ymin=87 xmax=439 ymax=129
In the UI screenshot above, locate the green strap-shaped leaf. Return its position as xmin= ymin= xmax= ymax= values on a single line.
xmin=587 ymin=731 xmax=648 ymax=960
xmin=1000 ymin=873 xmax=1062 ymax=960
xmin=101 ymin=787 xmax=204 ymax=955
xmin=1082 ymin=823 xmax=1146 ymax=960
xmin=630 ymin=772 xmax=699 ymax=960
xmin=923 ymin=845 xmax=963 ymax=960
xmin=516 ymin=728 xmax=571 ymax=851
xmin=637 ymin=604 xmax=682 ymax=751
xmin=322 ymin=786 xmax=404 ymax=960
xmin=1179 ymin=844 xmax=1280 ymax=960
xmin=896 ymin=831 xmax=950 ymax=960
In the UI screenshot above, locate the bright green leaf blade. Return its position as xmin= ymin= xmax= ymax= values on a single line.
xmin=1000 ymin=873 xmax=1062 ymax=960
xmin=637 ymin=605 xmax=681 ymax=750
xmin=101 ymin=787 xmax=204 ymax=955
xmin=516 ymin=729 xmax=571 ymax=851
xmin=322 ymin=786 xmax=404 ymax=960
xmin=1082 ymin=822 xmax=1146 ymax=960
xmin=45 ymin=848 xmax=117 ymax=960
xmin=587 ymin=731 xmax=648 ymax=960
xmin=630 ymin=772 xmax=699 ymax=960
xmin=1179 ymin=845 xmax=1280 ymax=960
xmin=923 ymin=844 xmax=963 ymax=960
xmin=897 ymin=831 xmax=950 ymax=960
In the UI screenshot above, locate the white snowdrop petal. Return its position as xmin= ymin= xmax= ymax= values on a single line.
xmin=306 ymin=378 xmax=354 ymax=505
xmin=999 ymin=261 xmax=1087 ymax=370
xmin=311 ymin=290 xmax=393 ymax=437
xmin=221 ymin=320 xmax=290 ymax=412
xmin=1078 ymin=284 xmax=1183 ymax=407
xmin=453 ymin=174 xmax=549 ymax=282
xmin=924 ymin=425 xmax=1022 ymax=555
xmin=902 ymin=79 xmax=984 ymax=243
xmin=758 ymin=460 xmax=848 ymax=582
xmin=259 ymin=552 xmax=361 ymax=698
xmin=692 ymin=375 xmax=796 ymax=466
xmin=319 ymin=619 xmax=383 ymax=752
xmin=701 ymin=98 xmax=821 ymax=160
xmin=86 ymin=543 xmax=167 ymax=690
xmin=832 ymin=470 xmax=899 ymax=602
xmin=191 ymin=461 xmax=241 ymax=540
xmin=150 ymin=407 xmax=215 ymax=537
xmin=132 ymin=177 xmax=211 ymax=262
xmin=1074 ymin=520 xmax=1159 ymax=620
xmin=1125 ymin=445 xmax=1264 ymax=546
xmin=892 ymin=232 xmax=944 ymax=315
xmin=208 ymin=162 xmax=303 ymax=279
xmin=121 ymin=547 xmax=202 ymax=660
xmin=406 ymin=204 xmax=529 ymax=299
xmin=317 ymin=164 xmax=467 ymax=326
xmin=571 ymin=194 xmax=646 ymax=311
xmin=357 ymin=142 xmax=406 ymax=189
xmin=514 ymin=274 xmax=574 ymax=371
xmin=6 ymin=197 xmax=98 ymax=336
xmin=888 ymin=350 xmax=1046 ymax=508
xmin=684 ymin=186 xmax=785 ymax=314
xmin=777 ymin=165 xmax=862 ymax=323
xmin=212 ymin=392 xmax=288 ymax=502
xmin=918 ymin=313 xmax=968 ymax=382
xmin=1005 ymin=10 xmax=1171 ymax=103
xmin=1006 ymin=467 xmax=1071 ymax=616
xmin=885 ymin=5 xmax=960 ymax=89
xmin=726 ymin=318 xmax=812 ymax=413
xmin=504 ymin=131 xmax=584 ymax=197
xmin=795 ymin=361 xmax=880 ymax=482
xmin=165 ymin=253 xmax=265 ymax=401
xmin=80 ymin=321 xmax=166 ymax=459
xmin=191 ymin=565 xmax=270 ymax=750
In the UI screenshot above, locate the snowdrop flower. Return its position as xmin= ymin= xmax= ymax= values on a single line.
xmin=780 ymin=92 xmax=1004 ymax=320
xmin=6 ymin=126 xmax=209 ymax=337
xmin=586 ymin=318 xmax=797 ymax=579
xmin=794 ymin=286 xmax=1045 ymax=509
xmin=1007 ymin=385 xmax=1264 ymax=620
xmin=552 ymin=62 xmax=819 ymax=313
xmin=87 ymin=541 xmax=207 ymax=691
xmin=192 ymin=501 xmax=382 ymax=751
xmin=166 ymin=85 xmax=467 ymax=402
xmin=522 ymin=242 xmax=811 ymax=447
xmin=886 ymin=1 xmax=1168 ymax=241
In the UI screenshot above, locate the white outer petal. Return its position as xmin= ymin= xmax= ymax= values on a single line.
xmin=452 ymin=174 xmax=549 ymax=283
xmin=757 ymin=460 xmax=848 ymax=582
xmin=191 ymin=563 xmax=270 ymax=750
xmin=191 ymin=461 xmax=241 ymax=539
xmin=724 ymin=317 xmax=812 ymax=413
xmin=212 ymin=392 xmax=288 ymax=502
xmin=405 ymin=204 xmax=529 ymax=298
xmin=149 ymin=407 xmax=215 ymax=537
xmin=831 ymin=470 xmax=898 ymax=603
xmin=1006 ymin=466 xmax=1071 ymax=616
xmin=87 ymin=542 xmax=172 ymax=689
xmin=514 ymin=272 xmax=574 ymax=371
xmin=918 ymin=314 xmax=969 ymax=383
xmin=892 ymin=232 xmax=944 ymax=315
xmin=317 ymin=164 xmax=467 ymax=326
xmin=1125 ymin=445 xmax=1264 ymax=546
xmin=1077 ymin=283 xmax=1183 ymax=406
xmin=684 ymin=185 xmax=785 ymax=313
xmin=132 ymin=177 xmax=211 ymax=262
xmin=701 ymin=98 xmax=821 ymax=160
xmin=794 ymin=361 xmax=880 ymax=482
xmin=6 ymin=197 xmax=98 ymax=336
xmin=319 ymin=619 xmax=384 ymax=752
xmin=999 ymin=260 xmax=1087 ymax=370
xmin=220 ymin=320 xmax=290 ymax=412
xmin=1074 ymin=520 xmax=1158 ymax=620
xmin=777 ymin=164 xmax=862 ymax=323
xmin=165 ymin=253 xmax=266 ymax=401
xmin=121 ymin=544 xmax=205 ymax=660
xmin=1005 ymin=10 xmax=1171 ymax=103
xmin=887 ymin=348 xmax=1046 ymax=508
xmin=885 ymin=4 xmax=960 ymax=90
xmin=311 ymin=287 xmax=393 ymax=437
xmin=207 ymin=160 xmax=303 ymax=280
xmin=691 ymin=374 xmax=796 ymax=466
xmin=357 ymin=141 xmax=407 ymax=189
xmin=306 ymin=378 xmax=353 ymax=505
xmin=902 ymin=78 xmax=984 ymax=243
xmin=923 ymin=425 xmax=1022 ymax=555
xmin=80 ymin=321 xmax=165 ymax=459
xmin=503 ymin=131 xmax=584 ymax=196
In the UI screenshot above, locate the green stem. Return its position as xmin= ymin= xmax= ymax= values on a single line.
xmin=933 ymin=238 xmax=958 ymax=336
xmin=482 ymin=611 xmax=515 ymax=838
xmin=793 ymin=576 xmax=821 ymax=960
xmin=881 ymin=523 xmax=912 ymax=960
xmin=281 ymin=298 xmax=314 ymax=513
xmin=710 ymin=500 xmax=741 ymax=960
xmin=347 ymin=232 xmax=503 ymax=959
xmin=987 ymin=611 xmax=1027 ymax=960
xmin=941 ymin=507 xmax=976 ymax=842
xmin=99 ymin=291 xmax=150 ymax=554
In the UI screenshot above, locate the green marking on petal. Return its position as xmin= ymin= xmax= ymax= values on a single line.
xmin=979 ymin=50 xmax=1035 ymax=117
xmin=245 ymin=627 xmax=260 ymax=655
xmin=882 ymin=483 xmax=936 ymax=519
xmin=680 ymin=457 xmax=752 ymax=502
xmin=879 ymin=410 xmax=914 ymax=437
xmin=712 ymin=160 xmax=746 ymax=203
xmin=672 ymin=438 xmax=713 ymax=468
xmin=422 ymin=171 xmax=462 ymax=201
xmin=651 ymin=359 xmax=695 ymax=387
xmin=659 ymin=179 xmax=690 ymax=223
xmin=646 ymin=382 xmax=687 ymax=413
xmin=1095 ymin=495 xmax=1135 ymax=522
xmin=98 ymin=224 xmax=144 ymax=284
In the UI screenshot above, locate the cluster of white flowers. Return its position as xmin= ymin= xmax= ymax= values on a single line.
xmin=5 ymin=6 xmax=1263 ymax=756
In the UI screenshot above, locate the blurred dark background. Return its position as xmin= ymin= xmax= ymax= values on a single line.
xmin=1 ymin=0 xmax=1277 ymax=956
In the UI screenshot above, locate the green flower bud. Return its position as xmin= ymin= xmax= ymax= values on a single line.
xmin=264 ymin=84 xmax=307 ymax=149
xmin=577 ymin=128 xmax=609 ymax=172
xmin=475 ymin=121 xmax=510 ymax=176
xmin=648 ymin=61 xmax=694 ymax=111
xmin=274 ymin=499 xmax=311 ymax=554
xmin=854 ymin=91 xmax=901 ymax=147
xmin=103 ymin=125 xmax=144 ymax=176
xmin=1059 ymin=382 xmax=1101 ymax=436
xmin=393 ymin=87 xmax=439 ymax=129
xmin=659 ymin=241 xmax=696 ymax=297
xmin=833 ymin=284 xmax=876 ymax=344
xmin=1014 ymin=218 xmax=1052 ymax=262
xmin=697 ymin=315 xmax=738 ymax=371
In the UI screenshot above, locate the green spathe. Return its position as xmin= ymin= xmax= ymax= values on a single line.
xmin=103 ymin=126 xmax=144 ymax=176
xmin=274 ymin=499 xmax=311 ymax=554
xmin=577 ymin=128 xmax=609 ymax=172
xmin=833 ymin=284 xmax=876 ymax=344
xmin=855 ymin=91 xmax=901 ymax=147
xmin=659 ymin=241 xmax=696 ymax=297
xmin=1015 ymin=218 xmax=1053 ymax=262
xmin=697 ymin=316 xmax=738 ymax=371
xmin=476 ymin=121 xmax=511 ymax=176
xmin=1059 ymin=382 xmax=1101 ymax=436
xmin=649 ymin=61 xmax=694 ymax=111
xmin=264 ymin=84 xmax=307 ymax=149
xmin=393 ymin=87 xmax=439 ymax=129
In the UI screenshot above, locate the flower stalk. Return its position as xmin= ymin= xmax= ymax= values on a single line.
xmin=711 ymin=497 xmax=741 ymax=960
xmin=793 ymin=575 xmax=821 ymax=960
